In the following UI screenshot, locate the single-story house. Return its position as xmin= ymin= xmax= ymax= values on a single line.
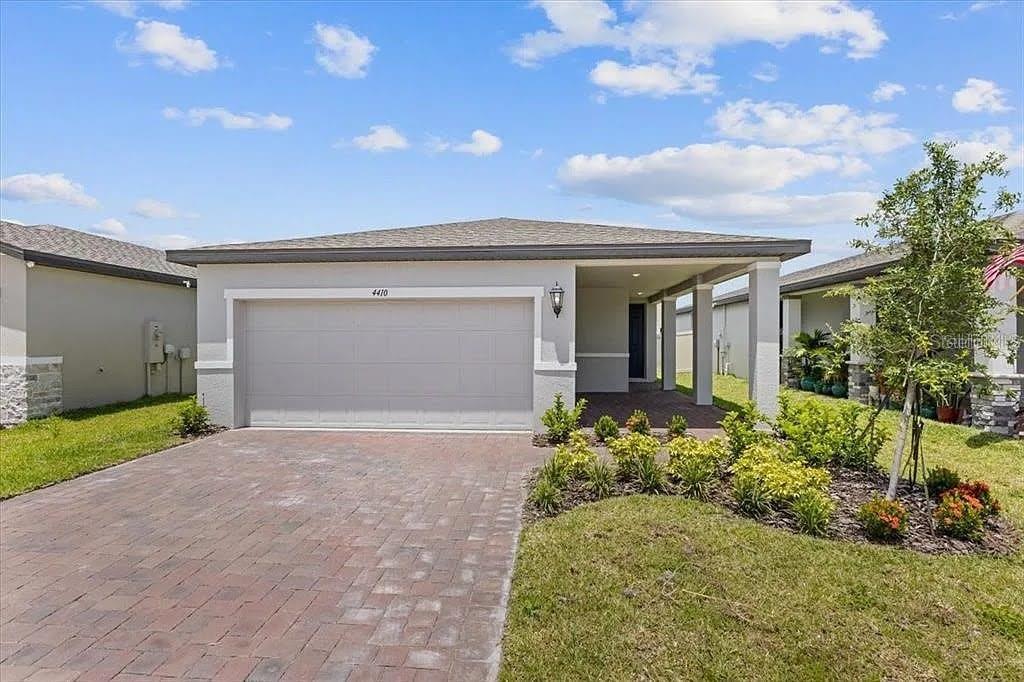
xmin=1 ymin=221 xmax=198 ymax=424
xmin=675 ymin=210 xmax=1023 ymax=434
xmin=166 ymin=218 xmax=810 ymax=431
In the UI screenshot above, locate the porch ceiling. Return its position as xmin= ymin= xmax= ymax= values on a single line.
xmin=577 ymin=259 xmax=755 ymax=300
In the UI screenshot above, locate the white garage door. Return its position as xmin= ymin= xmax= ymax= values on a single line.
xmin=244 ymin=298 xmax=534 ymax=430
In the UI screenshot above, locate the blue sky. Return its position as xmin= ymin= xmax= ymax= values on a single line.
xmin=2 ymin=0 xmax=1022 ymax=283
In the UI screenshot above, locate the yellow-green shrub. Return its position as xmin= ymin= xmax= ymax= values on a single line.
xmin=729 ymin=441 xmax=831 ymax=505
xmin=607 ymin=432 xmax=660 ymax=481
xmin=552 ymin=430 xmax=597 ymax=478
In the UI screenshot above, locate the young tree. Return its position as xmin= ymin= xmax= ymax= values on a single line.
xmin=839 ymin=142 xmax=1020 ymax=499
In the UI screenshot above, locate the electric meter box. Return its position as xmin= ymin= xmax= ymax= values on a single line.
xmin=145 ymin=321 xmax=165 ymax=363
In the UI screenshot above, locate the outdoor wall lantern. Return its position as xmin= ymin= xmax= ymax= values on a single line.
xmin=549 ymin=282 xmax=565 ymax=317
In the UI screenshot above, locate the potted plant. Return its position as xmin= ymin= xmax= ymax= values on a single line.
xmin=918 ymin=358 xmax=970 ymax=425
xmin=819 ymin=336 xmax=849 ymax=399
xmin=785 ymin=330 xmax=830 ymax=393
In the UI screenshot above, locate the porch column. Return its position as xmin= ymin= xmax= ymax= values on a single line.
xmin=645 ymin=301 xmax=658 ymax=381
xmin=848 ymin=295 xmax=875 ymax=404
xmin=692 ymin=284 xmax=713 ymax=405
xmin=781 ymin=297 xmax=802 ymax=389
xmin=973 ymin=272 xmax=1022 ymax=435
xmin=748 ymin=261 xmax=781 ymax=416
xmin=661 ymin=296 xmax=677 ymax=390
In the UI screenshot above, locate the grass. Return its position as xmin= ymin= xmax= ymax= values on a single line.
xmin=0 ymin=394 xmax=193 ymax=499
xmin=501 ymin=373 xmax=1024 ymax=680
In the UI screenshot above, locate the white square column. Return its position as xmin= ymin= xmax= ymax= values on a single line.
xmin=661 ymin=296 xmax=678 ymax=390
xmin=983 ymin=272 xmax=1018 ymax=375
xmin=848 ymin=297 xmax=876 ymax=365
xmin=781 ymin=298 xmax=802 ymax=352
xmin=692 ymin=284 xmax=714 ymax=405
xmin=748 ymin=261 xmax=781 ymax=416
xmin=645 ymin=301 xmax=658 ymax=381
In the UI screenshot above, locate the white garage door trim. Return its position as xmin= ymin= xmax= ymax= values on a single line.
xmin=209 ymin=286 xmax=554 ymax=431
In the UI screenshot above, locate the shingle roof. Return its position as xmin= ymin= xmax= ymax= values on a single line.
xmin=0 ymin=221 xmax=197 ymax=285
xmin=679 ymin=210 xmax=1024 ymax=311
xmin=166 ymin=217 xmax=810 ymax=265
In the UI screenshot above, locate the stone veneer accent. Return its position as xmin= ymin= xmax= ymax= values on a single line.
xmin=0 ymin=357 xmax=63 ymax=425
xmin=970 ymin=374 xmax=1023 ymax=437
xmin=847 ymin=362 xmax=873 ymax=405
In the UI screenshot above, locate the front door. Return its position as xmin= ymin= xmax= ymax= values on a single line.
xmin=628 ymin=304 xmax=645 ymax=378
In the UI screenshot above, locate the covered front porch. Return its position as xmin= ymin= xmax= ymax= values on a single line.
xmin=572 ymin=256 xmax=786 ymax=417
xmin=579 ymin=382 xmax=726 ymax=438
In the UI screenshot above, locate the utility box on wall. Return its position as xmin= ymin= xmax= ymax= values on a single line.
xmin=145 ymin=321 xmax=165 ymax=364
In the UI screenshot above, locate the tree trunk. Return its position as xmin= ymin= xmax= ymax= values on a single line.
xmin=887 ymin=379 xmax=917 ymax=500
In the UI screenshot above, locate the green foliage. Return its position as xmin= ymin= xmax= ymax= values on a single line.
xmin=173 ymin=397 xmax=212 ymax=437
xmin=791 ymin=490 xmax=835 ymax=537
xmin=593 ymin=415 xmax=620 ymax=442
xmin=933 ymin=490 xmax=984 ymax=541
xmin=666 ymin=414 xmax=688 ymax=438
xmin=732 ymin=475 xmax=771 ymax=516
xmin=857 ymin=496 xmax=908 ymax=541
xmin=625 ymin=409 xmax=652 ymax=435
xmin=720 ymin=401 xmax=770 ymax=462
xmin=582 ymin=460 xmax=615 ymax=500
xmin=537 ymin=456 xmax=568 ymax=490
xmin=775 ymin=395 xmax=886 ymax=470
xmin=607 ymin=432 xmax=661 ymax=481
xmin=529 ymin=476 xmax=563 ymax=515
xmin=918 ymin=358 xmax=972 ymax=408
xmin=541 ymin=393 xmax=587 ymax=444
xmin=551 ymin=430 xmax=597 ymax=478
xmin=634 ymin=453 xmax=668 ymax=494
xmin=784 ymin=329 xmax=831 ymax=380
xmin=665 ymin=436 xmax=728 ymax=502
xmin=729 ymin=441 xmax=831 ymax=505
xmin=926 ymin=466 xmax=961 ymax=498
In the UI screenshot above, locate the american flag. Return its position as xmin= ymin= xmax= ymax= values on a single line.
xmin=984 ymin=244 xmax=1024 ymax=290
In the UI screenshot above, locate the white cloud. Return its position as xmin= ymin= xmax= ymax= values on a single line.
xmin=350 ymin=125 xmax=409 ymax=152
xmin=162 ymin=106 xmax=292 ymax=130
xmin=937 ymin=127 xmax=1024 ymax=167
xmin=871 ymin=81 xmax=906 ymax=102
xmin=117 ymin=20 xmax=219 ymax=73
xmin=131 ymin=198 xmax=195 ymax=219
xmin=941 ymin=1 xmax=1004 ymax=20
xmin=453 ymin=130 xmax=503 ymax=156
xmin=94 ymin=1 xmax=190 ymax=16
xmin=712 ymin=99 xmax=914 ymax=154
xmin=510 ymin=1 xmax=886 ymax=97
xmin=557 ymin=141 xmax=874 ymax=226
xmin=952 ymin=78 xmax=1011 ymax=113
xmin=0 ymin=173 xmax=100 ymax=208
xmin=531 ymin=148 xmax=544 ymax=159
xmin=751 ymin=62 xmax=779 ymax=83
xmin=91 ymin=218 xmax=127 ymax=236
xmin=146 ymin=233 xmax=199 ymax=249
xmin=313 ymin=22 xmax=375 ymax=78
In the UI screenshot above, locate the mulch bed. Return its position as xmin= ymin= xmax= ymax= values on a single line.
xmin=532 ymin=431 xmax=679 ymax=447
xmin=522 ymin=463 xmax=1019 ymax=557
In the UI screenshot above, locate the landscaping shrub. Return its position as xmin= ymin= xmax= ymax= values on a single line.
xmin=541 ymin=393 xmax=587 ymax=444
xmin=732 ymin=475 xmax=771 ymax=516
xmin=934 ymin=490 xmax=985 ymax=541
xmin=775 ymin=395 xmax=885 ymax=470
xmin=529 ymin=477 xmax=563 ymax=515
xmin=174 ymin=397 xmax=212 ymax=437
xmin=551 ymin=430 xmax=597 ymax=478
xmin=729 ymin=441 xmax=831 ymax=505
xmin=607 ymin=432 xmax=660 ymax=481
xmin=666 ymin=436 xmax=727 ymax=500
xmin=925 ymin=466 xmax=961 ymax=498
xmin=583 ymin=460 xmax=615 ymax=499
xmin=666 ymin=414 xmax=688 ymax=438
xmin=720 ymin=401 xmax=769 ymax=462
xmin=634 ymin=453 xmax=668 ymax=494
xmin=949 ymin=480 xmax=1001 ymax=517
xmin=537 ymin=456 xmax=568 ymax=490
xmin=792 ymin=489 xmax=835 ymax=537
xmin=593 ymin=415 xmax=620 ymax=442
xmin=857 ymin=496 xmax=908 ymax=541
xmin=625 ymin=409 xmax=652 ymax=435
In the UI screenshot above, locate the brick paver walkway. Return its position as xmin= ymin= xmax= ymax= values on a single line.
xmin=1 ymin=430 xmax=543 ymax=681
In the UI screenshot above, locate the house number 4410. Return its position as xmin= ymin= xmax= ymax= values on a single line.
xmin=371 ymin=288 xmax=389 ymax=297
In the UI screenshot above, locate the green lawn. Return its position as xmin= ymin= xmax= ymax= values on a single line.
xmin=0 ymin=394 xmax=193 ymax=499
xmin=501 ymin=374 xmax=1024 ymax=680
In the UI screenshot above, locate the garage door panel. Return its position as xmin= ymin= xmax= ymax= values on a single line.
xmin=245 ymin=298 xmax=533 ymax=429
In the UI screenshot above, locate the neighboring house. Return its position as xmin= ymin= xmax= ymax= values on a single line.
xmin=167 ymin=218 xmax=810 ymax=431
xmin=0 ymin=221 xmax=198 ymax=424
xmin=676 ymin=211 xmax=1024 ymax=435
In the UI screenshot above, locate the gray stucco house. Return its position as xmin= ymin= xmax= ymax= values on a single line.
xmin=0 ymin=221 xmax=198 ymax=424
xmin=167 ymin=218 xmax=809 ymax=431
xmin=676 ymin=211 xmax=1024 ymax=435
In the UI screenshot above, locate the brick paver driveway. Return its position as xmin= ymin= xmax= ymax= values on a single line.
xmin=1 ymin=430 xmax=544 ymax=681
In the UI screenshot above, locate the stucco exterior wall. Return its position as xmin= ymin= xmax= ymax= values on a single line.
xmin=715 ymin=300 xmax=750 ymax=378
xmin=575 ymin=286 xmax=627 ymax=392
xmin=1 ymin=253 xmax=29 ymax=423
xmin=26 ymin=265 xmax=197 ymax=410
xmin=801 ymin=291 xmax=849 ymax=336
xmin=194 ymin=260 xmax=576 ymax=429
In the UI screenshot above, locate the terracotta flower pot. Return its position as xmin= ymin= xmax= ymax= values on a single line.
xmin=937 ymin=405 xmax=959 ymax=423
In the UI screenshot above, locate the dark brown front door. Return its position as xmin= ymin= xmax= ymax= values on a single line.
xmin=628 ymin=304 xmax=645 ymax=378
